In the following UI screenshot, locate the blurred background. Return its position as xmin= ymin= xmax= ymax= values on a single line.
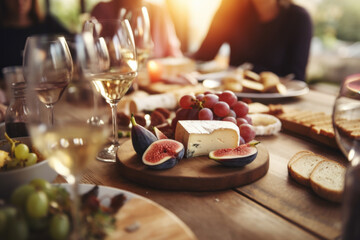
xmin=37 ymin=0 xmax=360 ymax=87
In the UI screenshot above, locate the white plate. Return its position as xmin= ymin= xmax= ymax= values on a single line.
xmin=236 ymin=80 xmax=309 ymax=99
xmin=198 ymin=71 xmax=309 ymax=99
xmin=59 ymin=184 xmax=196 ymax=240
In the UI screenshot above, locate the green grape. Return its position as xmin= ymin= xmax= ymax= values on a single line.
xmin=14 ymin=143 xmax=30 ymax=160
xmin=10 ymin=184 xmax=36 ymax=210
xmin=49 ymin=186 xmax=71 ymax=205
xmin=49 ymin=213 xmax=70 ymax=240
xmin=26 ymin=191 xmax=49 ymax=219
xmin=6 ymin=217 xmax=28 ymax=240
xmin=1 ymin=207 xmax=28 ymax=240
xmin=30 ymin=178 xmax=51 ymax=191
xmin=25 ymin=153 xmax=38 ymax=166
xmin=0 ymin=210 xmax=7 ymax=235
xmin=30 ymin=178 xmax=54 ymax=198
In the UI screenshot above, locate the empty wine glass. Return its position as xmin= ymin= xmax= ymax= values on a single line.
xmin=332 ymin=73 xmax=360 ymax=240
xmin=83 ymin=19 xmax=138 ymax=162
xmin=25 ymin=33 xmax=111 ymax=239
xmin=23 ymin=35 xmax=72 ymax=125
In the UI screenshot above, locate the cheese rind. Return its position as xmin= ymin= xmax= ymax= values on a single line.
xmin=175 ymin=120 xmax=240 ymax=158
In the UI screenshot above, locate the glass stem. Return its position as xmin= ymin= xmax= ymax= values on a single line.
xmin=66 ymin=174 xmax=82 ymax=240
xmin=110 ymin=103 xmax=118 ymax=146
xmin=46 ymin=104 xmax=55 ymax=126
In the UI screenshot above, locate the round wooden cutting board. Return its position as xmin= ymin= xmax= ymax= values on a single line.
xmin=116 ymin=140 xmax=269 ymax=191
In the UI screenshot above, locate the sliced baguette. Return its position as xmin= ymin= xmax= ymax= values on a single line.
xmin=287 ymin=150 xmax=314 ymax=171
xmin=310 ymin=160 xmax=345 ymax=203
xmin=289 ymin=153 xmax=326 ymax=186
xmin=241 ymin=79 xmax=264 ymax=93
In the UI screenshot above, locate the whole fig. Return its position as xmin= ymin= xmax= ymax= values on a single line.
xmin=131 ymin=114 xmax=157 ymax=156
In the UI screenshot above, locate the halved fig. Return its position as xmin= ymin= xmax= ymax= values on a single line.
xmin=142 ymin=139 xmax=184 ymax=170
xmin=209 ymin=141 xmax=259 ymax=167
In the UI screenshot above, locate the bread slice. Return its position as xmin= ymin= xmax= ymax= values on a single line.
xmin=289 ymin=153 xmax=326 ymax=186
xmin=287 ymin=150 xmax=314 ymax=171
xmin=241 ymin=79 xmax=264 ymax=93
xmin=310 ymin=160 xmax=345 ymax=203
xmin=244 ymin=70 xmax=260 ymax=82
xmin=265 ymin=83 xmax=287 ymax=94
xmin=248 ymin=102 xmax=270 ymax=114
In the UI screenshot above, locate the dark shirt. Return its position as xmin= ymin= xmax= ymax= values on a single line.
xmin=0 ymin=15 xmax=69 ymax=77
xmin=194 ymin=2 xmax=313 ymax=81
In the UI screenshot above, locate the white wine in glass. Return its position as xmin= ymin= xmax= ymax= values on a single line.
xmin=332 ymin=74 xmax=360 ymax=240
xmin=84 ymin=19 xmax=138 ymax=162
xmin=25 ymin=33 xmax=111 ymax=239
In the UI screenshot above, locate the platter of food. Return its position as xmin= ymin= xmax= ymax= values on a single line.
xmin=199 ymin=70 xmax=309 ymax=99
xmin=116 ymin=90 xmax=271 ymax=191
xmin=0 ymin=180 xmax=196 ymax=240
xmin=116 ymin=139 xmax=269 ymax=191
xmin=234 ymin=80 xmax=309 ymax=99
xmin=64 ymin=184 xmax=197 ymax=240
xmin=0 ymin=136 xmax=58 ymax=198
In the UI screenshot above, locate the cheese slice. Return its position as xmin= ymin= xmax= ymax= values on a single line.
xmin=175 ymin=120 xmax=240 ymax=158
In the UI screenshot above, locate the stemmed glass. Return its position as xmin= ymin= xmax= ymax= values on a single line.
xmin=24 ymin=33 xmax=111 ymax=238
xmin=332 ymin=74 xmax=360 ymax=240
xmin=23 ymin=35 xmax=72 ymax=125
xmin=83 ymin=19 xmax=138 ymax=162
xmin=120 ymin=6 xmax=153 ymax=69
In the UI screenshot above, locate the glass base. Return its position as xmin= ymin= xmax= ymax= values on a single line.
xmin=96 ymin=144 xmax=118 ymax=162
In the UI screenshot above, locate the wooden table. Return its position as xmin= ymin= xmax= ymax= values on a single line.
xmin=56 ymin=89 xmax=346 ymax=240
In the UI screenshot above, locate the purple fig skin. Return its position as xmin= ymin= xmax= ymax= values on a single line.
xmin=176 ymin=147 xmax=184 ymax=160
xmin=131 ymin=115 xmax=157 ymax=156
xmin=209 ymin=142 xmax=259 ymax=167
xmin=214 ymin=152 xmax=257 ymax=167
xmin=147 ymin=158 xmax=178 ymax=170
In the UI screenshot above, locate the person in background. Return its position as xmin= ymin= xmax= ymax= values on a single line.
xmin=91 ymin=0 xmax=183 ymax=58
xmin=0 ymin=0 xmax=70 ymax=78
xmin=193 ymin=0 xmax=313 ymax=81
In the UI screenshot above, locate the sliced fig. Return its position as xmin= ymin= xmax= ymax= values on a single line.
xmin=209 ymin=141 xmax=259 ymax=167
xmin=142 ymin=139 xmax=184 ymax=170
xmin=131 ymin=114 xmax=157 ymax=156
xmin=153 ymin=126 xmax=168 ymax=139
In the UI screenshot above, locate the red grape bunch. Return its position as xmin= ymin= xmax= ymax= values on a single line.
xmin=172 ymin=90 xmax=256 ymax=144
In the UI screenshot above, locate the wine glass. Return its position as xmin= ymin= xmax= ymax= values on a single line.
xmin=332 ymin=73 xmax=360 ymax=240
xmin=120 ymin=6 xmax=153 ymax=69
xmin=24 ymin=33 xmax=111 ymax=238
xmin=83 ymin=19 xmax=138 ymax=162
xmin=23 ymin=35 xmax=72 ymax=125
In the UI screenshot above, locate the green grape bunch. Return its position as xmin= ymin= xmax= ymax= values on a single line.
xmin=0 ymin=179 xmax=127 ymax=240
xmin=0 ymin=133 xmax=42 ymax=170
xmin=0 ymin=178 xmax=71 ymax=240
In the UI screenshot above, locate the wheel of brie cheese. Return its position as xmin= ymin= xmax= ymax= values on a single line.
xmin=248 ymin=113 xmax=282 ymax=136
